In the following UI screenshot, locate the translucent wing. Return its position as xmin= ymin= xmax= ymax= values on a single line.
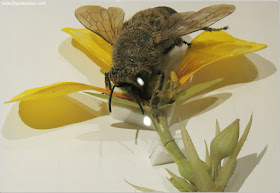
xmin=75 ymin=6 xmax=125 ymax=45
xmin=159 ymin=4 xmax=235 ymax=41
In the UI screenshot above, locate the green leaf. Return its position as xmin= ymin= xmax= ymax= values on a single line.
xmin=176 ymin=159 xmax=195 ymax=183
xmin=167 ymin=177 xmax=187 ymax=192
xmin=166 ymin=169 xmax=196 ymax=192
xmin=124 ymin=179 xmax=162 ymax=192
xmin=84 ymin=92 xmax=139 ymax=108
xmin=159 ymin=79 xmax=222 ymax=110
xmin=215 ymin=120 xmax=222 ymax=173
xmin=215 ymin=115 xmax=253 ymax=191
xmin=158 ymin=103 xmax=175 ymax=110
xmin=175 ymin=78 xmax=223 ymax=102
xmin=216 ymin=119 xmax=221 ymax=136
xmin=205 ymin=140 xmax=210 ymax=168
xmin=180 ymin=118 xmax=217 ymax=191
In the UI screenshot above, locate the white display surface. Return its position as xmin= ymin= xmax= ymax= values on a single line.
xmin=1 ymin=1 xmax=279 ymax=192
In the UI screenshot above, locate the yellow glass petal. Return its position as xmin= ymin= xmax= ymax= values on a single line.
xmin=6 ymin=82 xmax=106 ymax=102
xmin=176 ymin=31 xmax=267 ymax=85
xmin=19 ymin=96 xmax=108 ymax=129
xmin=62 ymin=28 xmax=113 ymax=71
xmin=6 ymin=82 xmax=131 ymax=103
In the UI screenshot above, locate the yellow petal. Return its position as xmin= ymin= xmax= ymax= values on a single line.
xmin=19 ymin=96 xmax=108 ymax=129
xmin=177 ymin=31 xmax=267 ymax=85
xmin=62 ymin=28 xmax=113 ymax=71
xmin=6 ymin=82 xmax=131 ymax=103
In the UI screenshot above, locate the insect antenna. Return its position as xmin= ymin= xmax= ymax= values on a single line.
xmin=109 ymin=85 xmax=116 ymax=113
xmin=131 ymin=90 xmax=144 ymax=115
xmin=109 ymin=84 xmax=144 ymax=115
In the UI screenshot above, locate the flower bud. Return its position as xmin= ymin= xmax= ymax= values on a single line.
xmin=210 ymin=119 xmax=239 ymax=179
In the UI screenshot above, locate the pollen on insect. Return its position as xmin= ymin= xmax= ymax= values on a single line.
xmin=137 ymin=77 xmax=145 ymax=86
xmin=143 ymin=115 xmax=152 ymax=126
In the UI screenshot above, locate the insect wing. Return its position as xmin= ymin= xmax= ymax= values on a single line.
xmin=159 ymin=11 xmax=195 ymax=41
xmin=75 ymin=6 xmax=125 ymax=45
xmin=159 ymin=4 xmax=235 ymax=41
xmin=108 ymin=7 xmax=125 ymax=42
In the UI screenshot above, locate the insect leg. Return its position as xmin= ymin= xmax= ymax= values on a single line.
xmin=126 ymin=85 xmax=145 ymax=114
xmin=150 ymin=71 xmax=165 ymax=107
xmin=163 ymin=37 xmax=185 ymax=54
xmin=183 ymin=41 xmax=192 ymax=48
xmin=131 ymin=92 xmax=145 ymax=115
xmin=156 ymin=71 xmax=165 ymax=91
xmin=105 ymin=72 xmax=112 ymax=90
xmin=203 ymin=26 xmax=229 ymax=32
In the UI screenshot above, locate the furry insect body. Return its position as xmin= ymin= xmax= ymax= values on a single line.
xmin=75 ymin=4 xmax=235 ymax=114
xmin=110 ymin=7 xmax=182 ymax=104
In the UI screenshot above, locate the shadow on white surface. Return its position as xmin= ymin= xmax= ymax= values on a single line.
xmin=111 ymin=121 xmax=152 ymax=131
xmin=170 ymin=92 xmax=232 ymax=126
xmin=75 ymin=124 xmax=137 ymax=142
xmin=225 ymin=145 xmax=268 ymax=192
xmin=111 ymin=122 xmax=154 ymax=145
xmin=248 ymin=53 xmax=277 ymax=81
xmin=59 ymin=37 xmax=104 ymax=85
xmin=75 ymin=122 xmax=143 ymax=157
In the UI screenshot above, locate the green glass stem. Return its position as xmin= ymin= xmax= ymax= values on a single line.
xmin=150 ymin=110 xmax=196 ymax=183
xmin=151 ymin=110 xmax=186 ymax=163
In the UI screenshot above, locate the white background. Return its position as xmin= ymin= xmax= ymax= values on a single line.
xmin=1 ymin=0 xmax=279 ymax=192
